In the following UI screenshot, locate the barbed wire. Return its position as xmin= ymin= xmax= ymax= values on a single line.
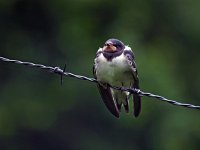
xmin=1 ymin=56 xmax=200 ymax=110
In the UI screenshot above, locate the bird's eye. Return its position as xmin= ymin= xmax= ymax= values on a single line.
xmin=111 ymin=43 xmax=116 ymax=47
xmin=114 ymin=44 xmax=120 ymax=48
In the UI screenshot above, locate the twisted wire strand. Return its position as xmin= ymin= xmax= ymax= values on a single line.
xmin=1 ymin=56 xmax=200 ymax=110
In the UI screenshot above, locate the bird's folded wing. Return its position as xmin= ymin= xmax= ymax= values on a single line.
xmin=124 ymin=48 xmax=141 ymax=117
xmin=96 ymin=84 xmax=119 ymax=118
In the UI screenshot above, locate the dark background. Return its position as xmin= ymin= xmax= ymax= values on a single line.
xmin=0 ymin=0 xmax=200 ymax=150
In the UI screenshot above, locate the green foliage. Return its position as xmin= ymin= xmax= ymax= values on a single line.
xmin=0 ymin=0 xmax=200 ymax=149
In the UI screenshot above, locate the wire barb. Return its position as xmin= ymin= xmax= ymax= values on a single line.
xmin=0 ymin=56 xmax=200 ymax=110
xmin=61 ymin=64 xmax=66 ymax=85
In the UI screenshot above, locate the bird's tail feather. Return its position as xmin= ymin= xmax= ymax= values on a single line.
xmin=133 ymin=95 xmax=141 ymax=117
xmin=133 ymin=82 xmax=141 ymax=117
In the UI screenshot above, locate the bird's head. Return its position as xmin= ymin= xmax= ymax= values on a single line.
xmin=102 ymin=39 xmax=125 ymax=53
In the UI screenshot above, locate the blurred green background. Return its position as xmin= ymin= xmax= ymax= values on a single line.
xmin=0 ymin=0 xmax=200 ymax=150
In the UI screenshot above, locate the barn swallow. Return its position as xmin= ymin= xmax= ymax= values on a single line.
xmin=93 ymin=38 xmax=141 ymax=118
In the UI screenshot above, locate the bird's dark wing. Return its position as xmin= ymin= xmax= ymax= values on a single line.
xmin=93 ymin=63 xmax=119 ymax=118
xmin=124 ymin=50 xmax=141 ymax=117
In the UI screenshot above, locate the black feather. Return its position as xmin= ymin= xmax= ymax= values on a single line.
xmin=133 ymin=81 xmax=141 ymax=117
xmin=124 ymin=49 xmax=142 ymax=117
xmin=96 ymin=84 xmax=119 ymax=118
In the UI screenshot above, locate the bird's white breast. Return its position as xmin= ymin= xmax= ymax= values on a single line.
xmin=95 ymin=53 xmax=133 ymax=85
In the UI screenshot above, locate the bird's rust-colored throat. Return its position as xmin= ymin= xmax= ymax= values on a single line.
xmin=103 ymin=45 xmax=117 ymax=53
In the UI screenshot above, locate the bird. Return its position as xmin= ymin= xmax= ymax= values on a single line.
xmin=93 ymin=38 xmax=141 ymax=118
